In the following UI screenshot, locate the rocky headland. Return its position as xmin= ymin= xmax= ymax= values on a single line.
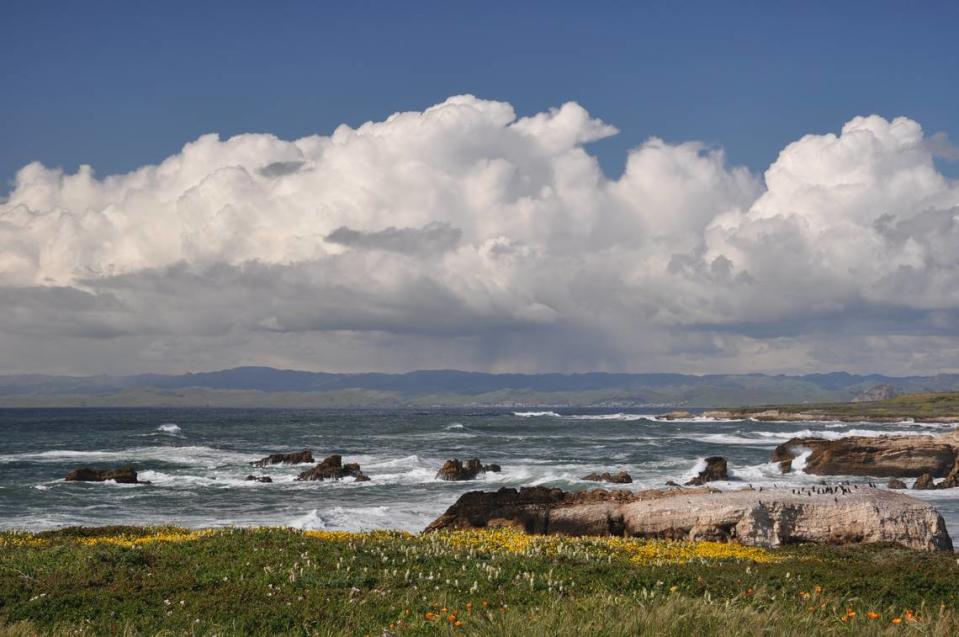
xmin=704 ymin=391 xmax=959 ymax=424
xmin=425 ymin=485 xmax=952 ymax=551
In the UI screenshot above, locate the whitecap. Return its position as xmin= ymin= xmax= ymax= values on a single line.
xmin=697 ymin=433 xmax=779 ymax=446
xmin=157 ymin=423 xmax=182 ymax=434
xmin=0 ymin=445 xmax=258 ymax=467
xmin=513 ymin=411 xmax=561 ymax=418
xmin=791 ymin=449 xmax=812 ymax=473
xmin=287 ymin=505 xmax=427 ymax=532
xmin=565 ymin=413 xmax=652 ymax=421
xmin=681 ymin=457 xmax=708 ymax=482
xmin=758 ymin=428 xmax=934 ymax=441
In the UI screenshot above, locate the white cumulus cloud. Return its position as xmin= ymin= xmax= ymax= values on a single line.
xmin=1 ymin=95 xmax=957 ymax=374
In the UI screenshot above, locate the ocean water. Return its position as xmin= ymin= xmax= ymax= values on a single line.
xmin=2 ymin=407 xmax=959 ymax=537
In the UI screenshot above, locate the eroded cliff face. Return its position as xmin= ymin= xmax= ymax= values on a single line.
xmin=425 ymin=486 xmax=953 ymax=552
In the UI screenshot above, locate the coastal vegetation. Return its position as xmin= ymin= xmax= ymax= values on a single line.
xmin=716 ymin=391 xmax=959 ymax=422
xmin=3 ymin=526 xmax=959 ymax=636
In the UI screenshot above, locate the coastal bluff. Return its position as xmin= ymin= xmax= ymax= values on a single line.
xmin=425 ymin=486 xmax=952 ymax=551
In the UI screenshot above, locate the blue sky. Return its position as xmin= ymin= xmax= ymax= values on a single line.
xmin=2 ymin=1 xmax=957 ymax=189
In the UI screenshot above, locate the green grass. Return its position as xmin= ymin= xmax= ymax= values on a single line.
xmin=3 ymin=527 xmax=959 ymax=636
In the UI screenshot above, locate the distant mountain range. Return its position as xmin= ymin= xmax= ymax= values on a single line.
xmin=3 ymin=366 xmax=959 ymax=408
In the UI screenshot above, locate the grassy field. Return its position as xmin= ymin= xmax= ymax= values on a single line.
xmin=723 ymin=391 xmax=959 ymax=421
xmin=2 ymin=527 xmax=959 ymax=636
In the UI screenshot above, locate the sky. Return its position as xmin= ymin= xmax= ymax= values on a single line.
xmin=1 ymin=2 xmax=958 ymax=376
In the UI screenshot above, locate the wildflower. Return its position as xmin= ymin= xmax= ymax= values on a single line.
xmin=424 ymin=612 xmax=436 ymax=621
xmin=892 ymin=617 xmax=902 ymax=625
xmin=867 ymin=611 xmax=880 ymax=620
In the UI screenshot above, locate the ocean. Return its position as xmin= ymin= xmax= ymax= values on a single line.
xmin=2 ymin=407 xmax=959 ymax=537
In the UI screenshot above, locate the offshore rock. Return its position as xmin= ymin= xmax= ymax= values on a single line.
xmin=245 ymin=475 xmax=273 ymax=483
xmin=582 ymin=471 xmax=633 ymax=484
xmin=436 ymin=458 xmax=501 ymax=481
xmin=65 ymin=467 xmax=140 ymax=484
xmin=252 ymin=450 xmax=314 ymax=467
xmin=887 ymin=478 xmax=908 ymax=489
xmin=425 ymin=486 xmax=952 ymax=551
xmin=771 ymin=436 xmax=956 ymax=477
xmin=913 ymin=474 xmax=936 ymax=490
xmin=685 ymin=457 xmax=728 ymax=486
xmin=296 ymin=454 xmax=369 ymax=481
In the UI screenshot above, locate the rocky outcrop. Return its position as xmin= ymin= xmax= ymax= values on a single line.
xmin=887 ymin=478 xmax=907 ymax=489
xmin=907 ymin=459 xmax=959 ymax=490
xmin=913 ymin=474 xmax=936 ymax=490
xmin=65 ymin=467 xmax=140 ymax=484
xmin=582 ymin=471 xmax=633 ymax=484
xmin=771 ymin=436 xmax=956 ymax=477
xmin=436 ymin=458 xmax=501 ymax=481
xmin=296 ymin=455 xmax=369 ymax=482
xmin=425 ymin=486 xmax=952 ymax=551
xmin=252 ymin=450 xmax=314 ymax=467
xmin=245 ymin=475 xmax=273 ymax=483
xmin=660 ymin=411 xmax=692 ymax=420
xmin=685 ymin=457 xmax=728 ymax=485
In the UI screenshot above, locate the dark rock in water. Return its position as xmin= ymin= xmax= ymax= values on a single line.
xmin=685 ymin=457 xmax=728 ymax=486
xmin=245 ymin=475 xmax=273 ymax=483
xmin=436 ymin=458 xmax=500 ymax=481
xmin=353 ymin=472 xmax=371 ymax=482
xmin=252 ymin=450 xmax=314 ymax=467
xmin=887 ymin=478 xmax=908 ymax=489
xmin=913 ymin=473 xmax=936 ymax=490
xmin=772 ymin=436 xmax=956 ymax=477
xmin=665 ymin=480 xmax=682 ymax=487
xmin=582 ymin=471 xmax=633 ymax=484
xmin=296 ymin=454 xmax=369 ymax=481
xmin=424 ymin=486 xmax=953 ymax=551
xmin=660 ymin=410 xmax=692 ymax=420
xmin=65 ymin=467 xmax=139 ymax=484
